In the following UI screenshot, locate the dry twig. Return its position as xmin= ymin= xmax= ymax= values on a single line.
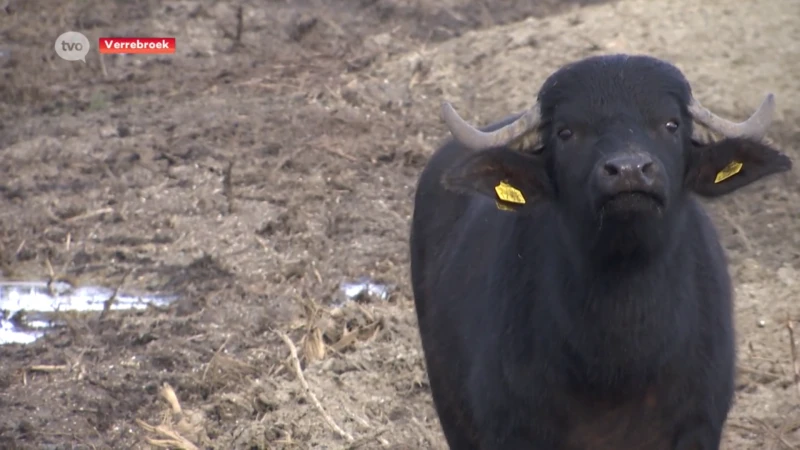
xmin=752 ymin=417 xmax=796 ymax=450
xmin=202 ymin=335 xmax=231 ymax=381
xmin=787 ymin=315 xmax=800 ymax=397
xmin=135 ymin=383 xmax=202 ymax=450
xmin=99 ymin=53 xmax=109 ymax=79
xmin=28 ymin=365 xmax=68 ymax=373
xmin=160 ymin=383 xmax=182 ymax=414
xmin=220 ymin=4 xmax=245 ymax=50
xmin=136 ymin=419 xmax=199 ymax=450
xmin=275 ymin=329 xmax=354 ymax=443
xmin=45 ymin=257 xmax=58 ymax=296
xmin=736 ymin=364 xmax=781 ymax=382
xmin=719 ymin=207 xmax=754 ymax=255
xmin=223 ymin=160 xmax=235 ymax=214
xmin=14 ymin=239 xmax=26 ymax=257
xmin=64 ymin=207 xmax=114 ymax=223
xmin=343 ymin=427 xmax=388 ymax=449
xmin=102 ymin=268 xmax=134 ymax=316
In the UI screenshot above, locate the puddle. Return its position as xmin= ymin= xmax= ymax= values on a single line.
xmin=337 ymin=277 xmax=390 ymax=305
xmin=0 ymin=281 xmax=176 ymax=345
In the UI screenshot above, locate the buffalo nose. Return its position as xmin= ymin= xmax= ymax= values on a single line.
xmin=596 ymin=153 xmax=660 ymax=192
xmin=602 ymin=153 xmax=655 ymax=178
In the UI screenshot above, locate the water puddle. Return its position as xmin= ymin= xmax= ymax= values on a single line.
xmin=336 ymin=277 xmax=390 ymax=305
xmin=0 ymin=281 xmax=176 ymax=345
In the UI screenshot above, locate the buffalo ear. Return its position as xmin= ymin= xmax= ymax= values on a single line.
xmin=686 ymin=137 xmax=792 ymax=197
xmin=441 ymin=148 xmax=552 ymax=212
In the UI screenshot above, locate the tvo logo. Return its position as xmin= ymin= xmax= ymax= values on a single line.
xmin=55 ymin=31 xmax=90 ymax=63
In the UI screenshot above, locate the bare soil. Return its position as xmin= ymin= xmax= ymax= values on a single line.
xmin=1 ymin=0 xmax=799 ymax=448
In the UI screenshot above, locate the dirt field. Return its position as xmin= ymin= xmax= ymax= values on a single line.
xmin=1 ymin=0 xmax=799 ymax=448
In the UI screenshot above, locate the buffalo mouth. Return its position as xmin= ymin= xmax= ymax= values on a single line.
xmin=598 ymin=190 xmax=666 ymax=216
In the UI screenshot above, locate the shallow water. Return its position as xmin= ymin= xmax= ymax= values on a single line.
xmin=0 ymin=280 xmax=176 ymax=345
xmin=337 ymin=277 xmax=390 ymax=305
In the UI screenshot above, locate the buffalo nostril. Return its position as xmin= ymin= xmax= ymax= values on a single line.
xmin=641 ymin=161 xmax=655 ymax=176
xmin=603 ymin=163 xmax=620 ymax=177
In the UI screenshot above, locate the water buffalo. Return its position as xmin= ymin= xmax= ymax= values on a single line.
xmin=409 ymin=54 xmax=792 ymax=450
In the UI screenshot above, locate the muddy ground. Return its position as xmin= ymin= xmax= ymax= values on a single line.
xmin=1 ymin=0 xmax=799 ymax=448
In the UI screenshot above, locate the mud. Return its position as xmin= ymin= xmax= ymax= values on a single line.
xmin=1 ymin=0 xmax=799 ymax=448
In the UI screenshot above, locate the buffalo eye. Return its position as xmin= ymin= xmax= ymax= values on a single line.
xmin=665 ymin=120 xmax=679 ymax=133
xmin=557 ymin=128 xmax=573 ymax=141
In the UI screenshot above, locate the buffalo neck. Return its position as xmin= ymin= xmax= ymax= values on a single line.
xmin=511 ymin=200 xmax=700 ymax=389
xmin=564 ymin=194 xmax=692 ymax=267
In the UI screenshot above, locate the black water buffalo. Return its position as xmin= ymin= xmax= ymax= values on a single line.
xmin=409 ymin=54 xmax=792 ymax=450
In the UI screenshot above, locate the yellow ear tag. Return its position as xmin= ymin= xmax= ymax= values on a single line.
xmin=494 ymin=181 xmax=526 ymax=205
xmin=714 ymin=161 xmax=743 ymax=184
